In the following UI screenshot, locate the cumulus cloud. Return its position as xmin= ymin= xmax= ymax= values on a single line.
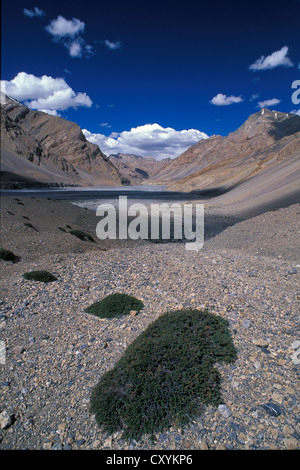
xmin=45 ymin=15 xmax=93 ymax=58
xmin=45 ymin=15 xmax=85 ymax=37
xmin=249 ymin=46 xmax=294 ymax=71
xmin=257 ymin=98 xmax=281 ymax=108
xmin=23 ymin=7 xmax=46 ymax=18
xmin=210 ymin=93 xmax=244 ymax=106
xmin=82 ymin=123 xmax=208 ymax=160
xmin=65 ymin=37 xmax=93 ymax=58
xmin=1 ymin=72 xmax=92 ymax=114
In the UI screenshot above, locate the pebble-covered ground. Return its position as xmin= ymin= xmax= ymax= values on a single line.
xmin=0 ymin=197 xmax=299 ymax=450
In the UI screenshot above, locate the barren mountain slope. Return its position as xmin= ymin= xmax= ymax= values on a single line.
xmin=149 ymin=109 xmax=300 ymax=192
xmin=108 ymin=153 xmax=171 ymax=185
xmin=0 ymin=93 xmax=125 ymax=187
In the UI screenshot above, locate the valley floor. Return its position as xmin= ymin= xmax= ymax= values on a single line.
xmin=0 ymin=196 xmax=299 ymax=450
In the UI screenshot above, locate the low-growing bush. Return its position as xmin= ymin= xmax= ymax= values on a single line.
xmin=85 ymin=293 xmax=144 ymax=319
xmin=23 ymin=270 xmax=57 ymax=283
xmin=69 ymin=229 xmax=94 ymax=242
xmin=0 ymin=247 xmax=20 ymax=263
xmin=90 ymin=308 xmax=237 ymax=441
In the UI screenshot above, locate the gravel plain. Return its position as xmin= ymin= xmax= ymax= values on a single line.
xmin=0 ymin=196 xmax=299 ymax=450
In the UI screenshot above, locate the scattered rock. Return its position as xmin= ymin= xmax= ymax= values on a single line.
xmin=253 ymin=339 xmax=269 ymax=348
xmin=130 ymin=310 xmax=138 ymax=316
xmin=261 ymin=403 xmax=282 ymax=417
xmin=290 ymin=340 xmax=300 ymax=365
xmin=200 ymin=440 xmax=209 ymax=450
xmin=218 ymin=404 xmax=232 ymax=418
xmin=12 ymin=345 xmax=24 ymax=355
xmin=0 ymin=199 xmax=299 ymax=451
xmin=242 ymin=320 xmax=251 ymax=328
xmin=0 ymin=410 xmax=12 ymax=429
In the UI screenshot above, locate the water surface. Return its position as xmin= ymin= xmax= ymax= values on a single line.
xmin=1 ymin=185 xmax=206 ymax=211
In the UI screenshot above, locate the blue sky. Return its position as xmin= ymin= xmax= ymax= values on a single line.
xmin=1 ymin=0 xmax=300 ymax=159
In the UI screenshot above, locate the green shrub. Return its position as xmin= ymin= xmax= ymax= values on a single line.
xmin=85 ymin=293 xmax=144 ymax=319
xmin=0 ymin=247 xmax=20 ymax=263
xmin=90 ymin=309 xmax=237 ymax=441
xmin=69 ymin=229 xmax=94 ymax=242
xmin=23 ymin=270 xmax=57 ymax=283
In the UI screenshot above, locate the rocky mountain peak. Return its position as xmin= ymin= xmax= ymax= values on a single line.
xmin=236 ymin=108 xmax=300 ymax=139
xmin=149 ymin=108 xmax=300 ymax=192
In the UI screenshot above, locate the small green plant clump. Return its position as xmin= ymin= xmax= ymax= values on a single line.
xmin=23 ymin=270 xmax=57 ymax=283
xmin=69 ymin=229 xmax=94 ymax=242
xmin=90 ymin=309 xmax=237 ymax=441
xmin=0 ymin=247 xmax=20 ymax=263
xmin=85 ymin=293 xmax=144 ymax=319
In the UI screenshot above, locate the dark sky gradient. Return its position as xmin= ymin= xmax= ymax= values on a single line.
xmin=1 ymin=0 xmax=300 ymax=157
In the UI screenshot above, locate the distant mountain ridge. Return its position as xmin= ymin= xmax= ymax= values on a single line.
xmin=149 ymin=108 xmax=300 ymax=192
xmin=1 ymin=92 xmax=299 ymax=210
xmin=0 ymin=92 xmax=126 ymax=188
xmin=108 ymin=153 xmax=171 ymax=185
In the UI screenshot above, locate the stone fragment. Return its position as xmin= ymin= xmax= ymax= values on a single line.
xmin=261 ymin=403 xmax=282 ymax=417
xmin=253 ymin=339 xmax=269 ymax=348
xmin=13 ymin=345 xmax=24 ymax=355
xmin=290 ymin=340 xmax=300 ymax=365
xmin=130 ymin=310 xmax=138 ymax=316
xmin=200 ymin=440 xmax=209 ymax=450
xmin=271 ymin=392 xmax=283 ymax=404
xmin=218 ymin=404 xmax=231 ymax=418
xmin=0 ymin=409 xmax=12 ymax=429
xmin=284 ymin=437 xmax=298 ymax=450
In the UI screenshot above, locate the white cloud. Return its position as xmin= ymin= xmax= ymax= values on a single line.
xmin=45 ymin=15 xmax=85 ymax=38
xmin=82 ymin=123 xmax=208 ymax=160
xmin=23 ymin=7 xmax=45 ymax=18
xmin=210 ymin=93 xmax=244 ymax=106
xmin=68 ymin=40 xmax=82 ymax=58
xmin=249 ymin=46 xmax=294 ymax=71
xmin=1 ymin=72 xmax=92 ymax=114
xmin=257 ymin=98 xmax=281 ymax=108
xmin=290 ymin=109 xmax=300 ymax=116
xmin=38 ymin=109 xmax=60 ymax=116
xmin=45 ymin=15 xmax=93 ymax=58
xmin=103 ymin=40 xmax=122 ymax=50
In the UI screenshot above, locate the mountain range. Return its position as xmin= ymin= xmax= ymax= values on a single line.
xmin=1 ymin=92 xmax=300 ymax=213
xmin=108 ymin=153 xmax=171 ymax=185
